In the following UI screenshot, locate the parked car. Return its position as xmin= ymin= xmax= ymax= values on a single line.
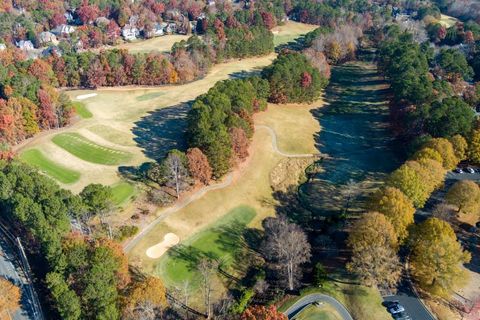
xmin=466 ymin=167 xmax=475 ymax=173
xmin=454 ymin=168 xmax=464 ymax=174
xmin=393 ymin=312 xmax=412 ymax=320
xmin=388 ymin=303 xmax=405 ymax=314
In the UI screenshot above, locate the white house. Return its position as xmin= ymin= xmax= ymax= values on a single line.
xmin=16 ymin=40 xmax=34 ymax=50
xmin=0 ymin=44 xmax=6 ymax=51
xmin=39 ymin=31 xmax=59 ymax=45
xmin=122 ymin=24 xmax=140 ymax=40
xmin=51 ymin=24 xmax=76 ymax=36
xmin=153 ymin=23 xmax=166 ymax=37
xmin=166 ymin=23 xmax=177 ymax=34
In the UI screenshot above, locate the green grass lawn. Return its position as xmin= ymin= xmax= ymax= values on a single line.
xmin=20 ymin=149 xmax=81 ymax=184
xmin=87 ymin=125 xmax=135 ymax=146
xmin=111 ymin=181 xmax=135 ymax=206
xmin=52 ymin=133 xmax=133 ymax=165
xmin=279 ymin=277 xmax=389 ymax=320
xmin=73 ymin=101 xmax=93 ymax=119
xmin=293 ymin=305 xmax=341 ymax=320
xmin=136 ymin=92 xmax=164 ymax=102
xmin=157 ymin=205 xmax=256 ymax=286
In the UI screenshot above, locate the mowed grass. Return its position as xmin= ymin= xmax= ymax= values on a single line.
xmin=157 ymin=205 xmax=256 ymax=286
xmin=115 ymin=34 xmax=190 ymax=53
xmin=438 ymin=14 xmax=459 ymax=28
xmin=111 ymin=181 xmax=136 ymax=206
xmin=272 ymin=21 xmax=318 ymax=47
xmin=87 ymin=125 xmax=135 ymax=146
xmin=136 ymin=92 xmax=165 ymax=102
xmin=293 ymin=304 xmax=342 ymax=320
xmin=20 ymin=149 xmax=81 ymax=184
xmin=52 ymin=133 xmax=133 ymax=165
xmin=73 ymin=101 xmax=93 ymax=119
xmin=280 ymin=279 xmax=390 ymax=320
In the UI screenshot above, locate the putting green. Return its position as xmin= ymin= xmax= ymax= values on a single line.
xmin=111 ymin=181 xmax=135 ymax=206
xmin=73 ymin=101 xmax=93 ymax=119
xmin=20 ymin=149 xmax=81 ymax=184
xmin=52 ymin=133 xmax=132 ymax=165
xmin=157 ymin=205 xmax=256 ymax=286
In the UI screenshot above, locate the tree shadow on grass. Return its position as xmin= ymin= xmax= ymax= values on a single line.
xmin=132 ymin=101 xmax=192 ymax=161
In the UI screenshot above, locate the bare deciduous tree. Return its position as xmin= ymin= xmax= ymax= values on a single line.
xmin=164 ymin=150 xmax=190 ymax=199
xmin=198 ymin=258 xmax=218 ymax=318
xmin=261 ymin=216 xmax=311 ymax=291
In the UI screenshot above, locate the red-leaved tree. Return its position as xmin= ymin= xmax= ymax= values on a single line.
xmin=241 ymin=305 xmax=287 ymax=320
xmin=186 ymin=147 xmax=212 ymax=185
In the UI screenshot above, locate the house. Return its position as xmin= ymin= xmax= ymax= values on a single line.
xmin=39 ymin=32 xmax=58 ymax=45
xmin=51 ymin=24 xmax=76 ymax=36
xmin=0 ymin=44 xmax=6 ymax=51
xmin=166 ymin=23 xmax=177 ymax=34
xmin=122 ymin=24 xmax=140 ymax=40
xmin=16 ymin=40 xmax=34 ymax=51
xmin=42 ymin=46 xmax=61 ymax=57
xmin=207 ymin=0 xmax=215 ymax=6
xmin=153 ymin=23 xmax=166 ymax=37
xmin=64 ymin=12 xmax=74 ymax=23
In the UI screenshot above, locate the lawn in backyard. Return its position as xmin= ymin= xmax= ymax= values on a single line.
xmin=111 ymin=181 xmax=136 ymax=206
xmin=272 ymin=21 xmax=318 ymax=47
xmin=52 ymin=133 xmax=133 ymax=165
xmin=73 ymin=101 xmax=93 ymax=119
xmin=157 ymin=205 xmax=256 ymax=286
xmin=20 ymin=149 xmax=81 ymax=184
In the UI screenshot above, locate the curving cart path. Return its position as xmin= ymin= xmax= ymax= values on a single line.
xmin=124 ymin=125 xmax=321 ymax=252
xmin=284 ymin=293 xmax=353 ymax=320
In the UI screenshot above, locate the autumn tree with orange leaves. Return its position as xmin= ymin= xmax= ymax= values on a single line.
xmin=0 ymin=277 xmax=21 ymax=320
xmin=187 ymin=148 xmax=212 ymax=185
xmin=241 ymin=305 xmax=287 ymax=320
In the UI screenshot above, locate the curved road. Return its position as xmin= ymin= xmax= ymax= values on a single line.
xmin=124 ymin=125 xmax=320 ymax=252
xmin=284 ymin=293 xmax=353 ymax=320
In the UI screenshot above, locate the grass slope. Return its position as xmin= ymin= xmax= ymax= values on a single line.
xmin=73 ymin=101 xmax=93 ymax=119
xmin=52 ymin=133 xmax=132 ymax=165
xmin=293 ymin=304 xmax=342 ymax=320
xmin=111 ymin=181 xmax=136 ymax=206
xmin=157 ymin=205 xmax=256 ymax=286
xmin=20 ymin=149 xmax=81 ymax=184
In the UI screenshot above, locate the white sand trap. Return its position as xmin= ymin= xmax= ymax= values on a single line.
xmin=76 ymin=93 xmax=98 ymax=100
xmin=146 ymin=233 xmax=180 ymax=259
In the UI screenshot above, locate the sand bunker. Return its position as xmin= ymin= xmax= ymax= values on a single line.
xmin=146 ymin=233 xmax=180 ymax=259
xmin=76 ymin=93 xmax=98 ymax=100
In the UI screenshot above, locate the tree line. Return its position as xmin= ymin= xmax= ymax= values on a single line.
xmin=0 ymin=50 xmax=74 ymax=150
xmin=345 ymin=26 xmax=480 ymax=298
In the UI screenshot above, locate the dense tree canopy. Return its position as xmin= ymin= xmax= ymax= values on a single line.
xmin=369 ymin=187 xmax=415 ymax=243
xmin=446 ymin=180 xmax=480 ymax=215
xmin=262 ymin=52 xmax=328 ymax=104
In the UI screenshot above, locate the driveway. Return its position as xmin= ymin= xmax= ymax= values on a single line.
xmin=284 ymin=293 xmax=353 ymax=320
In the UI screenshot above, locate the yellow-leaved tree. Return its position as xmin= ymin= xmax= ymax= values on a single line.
xmin=446 ymin=180 xmax=480 ymax=216
xmin=347 ymin=212 xmax=402 ymax=288
xmin=424 ymin=138 xmax=459 ymax=170
xmin=468 ymin=129 xmax=480 ymax=164
xmin=409 ymin=218 xmax=471 ymax=297
xmin=122 ymin=276 xmax=167 ymax=320
xmin=449 ymin=134 xmax=468 ymax=161
xmin=370 ymin=187 xmax=415 ymax=243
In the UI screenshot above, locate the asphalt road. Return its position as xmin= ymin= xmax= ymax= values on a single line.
xmin=384 ymin=275 xmax=436 ymax=320
xmin=284 ymin=293 xmax=353 ymax=320
xmin=0 ymin=235 xmax=37 ymax=320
